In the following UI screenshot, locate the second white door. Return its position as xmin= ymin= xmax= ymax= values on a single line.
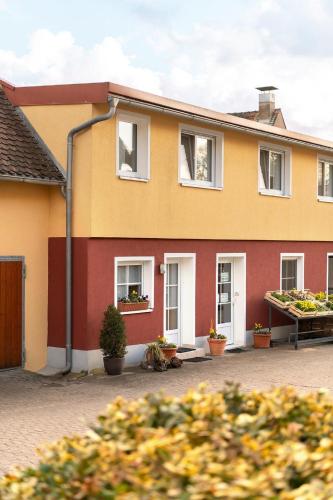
xmin=217 ymin=259 xmax=234 ymax=345
xmin=165 ymin=262 xmax=180 ymax=344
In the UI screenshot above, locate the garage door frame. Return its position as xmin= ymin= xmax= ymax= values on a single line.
xmin=0 ymin=256 xmax=25 ymax=369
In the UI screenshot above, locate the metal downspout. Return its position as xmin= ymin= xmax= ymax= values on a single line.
xmin=63 ymin=96 xmax=119 ymax=375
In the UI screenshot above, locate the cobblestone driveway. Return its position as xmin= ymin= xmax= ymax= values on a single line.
xmin=1 ymin=344 xmax=333 ymax=475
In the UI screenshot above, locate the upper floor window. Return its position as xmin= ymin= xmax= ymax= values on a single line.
xmin=259 ymin=143 xmax=291 ymax=197
xmin=318 ymin=160 xmax=333 ymax=201
xmin=116 ymin=111 xmax=150 ymax=181
xmin=179 ymin=124 xmax=223 ymax=189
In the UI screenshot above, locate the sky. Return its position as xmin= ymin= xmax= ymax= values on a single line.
xmin=1 ymin=0 xmax=333 ymax=138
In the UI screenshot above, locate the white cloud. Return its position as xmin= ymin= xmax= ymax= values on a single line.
xmin=0 ymin=29 xmax=162 ymax=94
xmin=2 ymin=1 xmax=333 ymax=140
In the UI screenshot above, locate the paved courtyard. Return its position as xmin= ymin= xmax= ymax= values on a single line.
xmin=1 ymin=344 xmax=333 ymax=476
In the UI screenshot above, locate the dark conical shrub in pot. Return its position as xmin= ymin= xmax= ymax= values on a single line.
xmin=100 ymin=305 xmax=127 ymax=375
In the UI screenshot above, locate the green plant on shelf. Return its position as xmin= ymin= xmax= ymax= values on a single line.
xmin=271 ymin=291 xmax=292 ymax=303
xmin=288 ymin=289 xmax=310 ymax=301
xmin=294 ymin=300 xmax=318 ymax=312
xmin=315 ymin=291 xmax=326 ymax=301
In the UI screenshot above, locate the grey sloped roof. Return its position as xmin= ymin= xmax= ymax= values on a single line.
xmin=0 ymin=87 xmax=65 ymax=184
xmin=229 ymin=108 xmax=286 ymax=128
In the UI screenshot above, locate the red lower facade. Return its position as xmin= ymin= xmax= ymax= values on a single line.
xmin=48 ymin=238 xmax=333 ymax=353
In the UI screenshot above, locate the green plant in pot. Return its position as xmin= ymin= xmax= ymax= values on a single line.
xmin=253 ymin=322 xmax=271 ymax=349
xmin=156 ymin=335 xmax=177 ymax=360
xmin=100 ymin=305 xmax=127 ymax=375
xmin=207 ymin=320 xmax=227 ymax=356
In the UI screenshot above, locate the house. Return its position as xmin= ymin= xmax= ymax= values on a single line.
xmin=2 ymin=79 xmax=333 ymax=372
xmin=230 ymin=86 xmax=286 ymax=128
xmin=0 ymin=82 xmax=65 ymax=370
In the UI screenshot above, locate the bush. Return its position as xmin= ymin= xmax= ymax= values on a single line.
xmin=99 ymin=304 xmax=127 ymax=358
xmin=2 ymin=385 xmax=333 ymax=499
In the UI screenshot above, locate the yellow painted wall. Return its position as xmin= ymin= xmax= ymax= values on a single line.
xmin=22 ymin=104 xmax=93 ymax=237
xmin=91 ymin=104 xmax=331 ymax=241
xmin=23 ymin=101 xmax=331 ymax=242
xmin=0 ymin=182 xmax=54 ymax=371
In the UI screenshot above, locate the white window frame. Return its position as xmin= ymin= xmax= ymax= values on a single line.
xmin=280 ymin=253 xmax=304 ymax=291
xmin=178 ymin=123 xmax=224 ymax=190
xmin=327 ymin=253 xmax=333 ymax=295
xmin=116 ymin=110 xmax=150 ymax=181
xmin=258 ymin=142 xmax=292 ymax=197
xmin=114 ymin=256 xmax=154 ymax=314
xmin=317 ymin=155 xmax=333 ymax=203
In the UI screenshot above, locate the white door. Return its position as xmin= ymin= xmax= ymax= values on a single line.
xmin=328 ymin=255 xmax=333 ymax=295
xmin=217 ymin=260 xmax=234 ymax=345
xmin=165 ymin=262 xmax=180 ymax=344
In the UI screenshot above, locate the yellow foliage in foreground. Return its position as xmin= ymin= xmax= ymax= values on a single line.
xmin=2 ymin=384 xmax=333 ymax=499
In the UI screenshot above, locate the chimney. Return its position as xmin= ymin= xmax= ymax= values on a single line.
xmin=256 ymin=86 xmax=278 ymax=123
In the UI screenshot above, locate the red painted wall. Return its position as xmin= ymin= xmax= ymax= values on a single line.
xmin=48 ymin=238 xmax=333 ymax=350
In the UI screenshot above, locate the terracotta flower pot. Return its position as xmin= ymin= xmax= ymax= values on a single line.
xmin=253 ymin=333 xmax=271 ymax=349
xmin=160 ymin=347 xmax=177 ymax=360
xmin=208 ymin=338 xmax=227 ymax=356
xmin=103 ymin=356 xmax=125 ymax=375
xmin=117 ymin=301 xmax=149 ymax=313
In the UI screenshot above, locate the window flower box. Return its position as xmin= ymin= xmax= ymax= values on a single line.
xmin=117 ymin=291 xmax=149 ymax=313
xmin=117 ymin=301 xmax=149 ymax=313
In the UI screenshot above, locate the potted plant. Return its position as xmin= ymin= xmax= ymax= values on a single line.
xmin=117 ymin=290 xmax=149 ymax=313
xmin=253 ymin=322 xmax=271 ymax=349
xmin=156 ymin=336 xmax=177 ymax=360
xmin=142 ymin=343 xmax=168 ymax=371
xmin=207 ymin=320 xmax=227 ymax=356
xmin=100 ymin=304 xmax=127 ymax=375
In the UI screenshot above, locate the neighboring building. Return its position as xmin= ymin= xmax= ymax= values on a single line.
xmin=0 ymin=83 xmax=65 ymax=370
xmin=2 ymin=79 xmax=333 ymax=372
xmin=230 ymin=86 xmax=286 ymax=128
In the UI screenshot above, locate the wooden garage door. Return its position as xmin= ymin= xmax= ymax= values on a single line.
xmin=0 ymin=261 xmax=22 ymax=369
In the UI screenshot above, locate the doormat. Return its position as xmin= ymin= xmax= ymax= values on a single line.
xmin=177 ymin=347 xmax=196 ymax=353
xmin=183 ymin=357 xmax=212 ymax=362
xmin=226 ymin=347 xmax=248 ymax=353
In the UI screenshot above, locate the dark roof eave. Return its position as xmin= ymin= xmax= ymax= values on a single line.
xmin=0 ymin=173 xmax=66 ymax=186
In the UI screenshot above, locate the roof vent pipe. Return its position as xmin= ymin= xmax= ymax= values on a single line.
xmin=63 ymin=96 xmax=119 ymax=375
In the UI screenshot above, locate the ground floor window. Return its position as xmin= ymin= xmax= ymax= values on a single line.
xmin=280 ymin=254 xmax=304 ymax=290
xmin=117 ymin=264 xmax=143 ymax=300
xmin=114 ymin=257 xmax=154 ymax=311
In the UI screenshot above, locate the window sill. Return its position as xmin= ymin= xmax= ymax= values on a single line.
xmin=317 ymin=196 xmax=333 ymax=203
xmin=180 ymin=182 xmax=222 ymax=191
xmin=259 ymin=190 xmax=291 ymax=199
xmin=118 ymin=175 xmax=149 ymax=183
xmin=120 ymin=308 xmax=154 ymax=316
